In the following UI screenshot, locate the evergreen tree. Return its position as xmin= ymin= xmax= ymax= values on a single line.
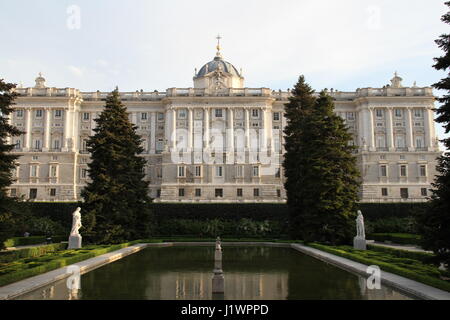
xmin=283 ymin=76 xmax=360 ymax=245
xmin=0 ymin=79 xmax=24 ymax=248
xmin=418 ymin=2 xmax=450 ymax=268
xmin=81 ymin=88 xmax=153 ymax=244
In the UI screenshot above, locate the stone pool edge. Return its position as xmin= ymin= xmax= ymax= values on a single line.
xmin=0 ymin=243 xmax=172 ymax=300
xmin=1 ymin=241 xmax=449 ymax=300
xmin=290 ymin=243 xmax=450 ymax=301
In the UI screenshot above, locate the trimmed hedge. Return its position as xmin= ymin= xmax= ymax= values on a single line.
xmin=0 ymin=241 xmax=143 ymax=287
xmin=0 ymin=243 xmax=67 ymax=264
xmin=367 ymin=244 xmax=433 ymax=262
xmin=308 ymin=243 xmax=450 ymax=293
xmin=369 ymin=233 xmax=422 ymax=245
xmin=3 ymin=235 xmax=67 ymax=248
xmin=21 ymin=201 xmax=428 ymax=223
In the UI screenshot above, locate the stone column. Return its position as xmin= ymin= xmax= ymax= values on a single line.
xmin=386 ymin=107 xmax=394 ymax=151
xmin=424 ymin=107 xmax=434 ymax=151
xmin=405 ymin=108 xmax=414 ymax=151
xmin=24 ymin=108 xmax=32 ymax=151
xmin=188 ymin=108 xmax=194 ymax=151
xmin=171 ymin=108 xmax=177 ymax=149
xmin=6 ymin=114 xmax=12 ymax=145
xmin=203 ymin=107 xmax=210 ymax=149
xmin=368 ymin=108 xmax=375 ymax=151
xmin=150 ymin=112 xmax=156 ymax=153
xmin=131 ymin=112 xmax=137 ymax=125
xmin=245 ymin=108 xmax=250 ymax=149
xmin=43 ymin=108 xmax=51 ymax=151
xmin=62 ymin=109 xmax=71 ymax=151
xmin=227 ymin=108 xmax=234 ymax=153
xmin=263 ymin=107 xmax=274 ymax=151
xmin=357 ymin=109 xmax=366 ymax=151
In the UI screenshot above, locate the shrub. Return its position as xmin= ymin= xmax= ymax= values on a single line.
xmin=369 ymin=233 xmax=422 ymax=245
xmin=0 ymin=243 xmax=66 ymax=264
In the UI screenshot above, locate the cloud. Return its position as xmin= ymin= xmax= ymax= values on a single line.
xmin=67 ymin=65 xmax=84 ymax=77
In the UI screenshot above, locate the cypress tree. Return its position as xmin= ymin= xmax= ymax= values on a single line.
xmin=81 ymin=88 xmax=153 ymax=244
xmin=283 ymin=76 xmax=360 ymax=245
xmin=418 ymin=2 xmax=450 ymax=268
xmin=0 ymin=79 xmax=24 ymax=248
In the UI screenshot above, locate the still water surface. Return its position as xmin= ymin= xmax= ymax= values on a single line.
xmin=16 ymin=246 xmax=413 ymax=300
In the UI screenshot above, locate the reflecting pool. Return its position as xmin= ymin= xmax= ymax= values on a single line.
xmin=16 ymin=246 xmax=413 ymax=300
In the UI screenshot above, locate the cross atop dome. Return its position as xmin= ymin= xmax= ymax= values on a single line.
xmin=215 ymin=34 xmax=222 ymax=59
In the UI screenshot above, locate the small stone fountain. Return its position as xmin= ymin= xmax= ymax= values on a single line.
xmin=212 ymin=237 xmax=224 ymax=299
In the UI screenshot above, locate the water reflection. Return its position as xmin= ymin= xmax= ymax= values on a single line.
xmin=15 ymin=246 xmax=413 ymax=300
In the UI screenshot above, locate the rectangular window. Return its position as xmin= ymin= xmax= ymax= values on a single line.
xmin=252 ymin=109 xmax=259 ymax=118
xmin=275 ymin=167 xmax=281 ymax=178
xmin=273 ymin=112 xmax=280 ymax=121
xmin=253 ymin=188 xmax=260 ymax=197
xmin=215 ymin=189 xmax=223 ymax=198
xmin=16 ymin=110 xmax=24 ymax=118
xmin=376 ymin=109 xmax=383 ymax=118
xmin=347 ymin=112 xmax=355 ymax=120
xmin=236 ymin=166 xmax=243 ymax=178
xmin=156 ymin=189 xmax=161 ymax=198
xmin=34 ymin=140 xmax=41 ymax=150
xmin=178 ymin=166 xmax=185 ymax=178
xmin=30 ymin=165 xmax=38 ymax=177
xmin=15 ymin=139 xmax=21 ymax=149
xmin=414 ymin=109 xmax=423 ymax=118
xmin=421 ymin=188 xmax=428 ymax=197
xmin=420 ymin=165 xmax=427 ymax=177
xmin=178 ymin=188 xmax=185 ymax=197
xmin=141 ymin=112 xmax=148 ymax=121
xmin=157 ymin=113 xmax=164 ymax=121
xmin=215 ymin=109 xmax=223 ymax=118
xmin=10 ymin=189 xmax=17 ymax=197
xmin=50 ymin=188 xmax=56 ymax=197
xmin=277 ymin=189 xmax=281 ymax=198
xmin=382 ymin=188 xmax=388 ymax=197
xmin=400 ymin=188 xmax=409 ymax=199
xmin=195 ymin=189 xmax=202 ymax=197
xmin=53 ymin=139 xmax=60 ymax=150
xmin=29 ymin=189 xmax=37 ymax=199
xmin=81 ymin=168 xmax=88 ymax=179
xmin=83 ymin=112 xmax=90 ymax=121
xmin=50 ymin=165 xmax=57 ymax=178
xmin=195 ymin=166 xmax=202 ymax=177
xmin=215 ymin=166 xmax=223 ymax=177
xmin=395 ymin=109 xmax=403 ymax=118
xmin=237 ymin=188 xmax=243 ymax=197
xmin=55 ymin=110 xmax=62 ymax=118
xmin=252 ymin=166 xmax=259 ymax=177
xmin=178 ymin=109 xmax=187 ymax=119
xmin=36 ymin=110 xmax=43 ymax=118
xmin=380 ymin=165 xmax=387 ymax=177
xmin=400 ymin=165 xmax=407 ymax=177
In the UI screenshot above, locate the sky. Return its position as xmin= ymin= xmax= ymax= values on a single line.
xmin=0 ymin=0 xmax=448 ymax=147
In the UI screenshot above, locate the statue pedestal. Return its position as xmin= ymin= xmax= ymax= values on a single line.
xmin=212 ymin=273 xmax=224 ymax=293
xmin=353 ymin=236 xmax=367 ymax=251
xmin=68 ymin=235 xmax=82 ymax=249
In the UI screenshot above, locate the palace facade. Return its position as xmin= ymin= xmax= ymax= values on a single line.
xmin=7 ymin=45 xmax=442 ymax=203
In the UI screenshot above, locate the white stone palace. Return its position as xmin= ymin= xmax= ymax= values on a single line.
xmin=6 ymin=41 xmax=442 ymax=203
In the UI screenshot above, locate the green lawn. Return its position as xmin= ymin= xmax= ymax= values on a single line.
xmin=307 ymin=243 xmax=450 ymax=293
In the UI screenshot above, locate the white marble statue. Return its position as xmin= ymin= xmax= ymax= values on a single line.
xmin=356 ymin=210 xmax=365 ymax=239
xmin=354 ymin=210 xmax=367 ymax=250
xmin=70 ymin=207 xmax=82 ymax=236
xmin=68 ymin=207 xmax=82 ymax=249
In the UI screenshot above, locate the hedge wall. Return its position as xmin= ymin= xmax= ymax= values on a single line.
xmin=20 ymin=201 xmax=428 ymax=225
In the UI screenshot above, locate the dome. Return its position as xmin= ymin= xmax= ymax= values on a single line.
xmin=195 ymin=56 xmax=241 ymax=78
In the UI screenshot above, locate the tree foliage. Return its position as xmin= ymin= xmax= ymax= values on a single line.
xmin=418 ymin=2 xmax=450 ymax=268
xmin=0 ymin=79 xmax=25 ymax=249
xmin=283 ymin=76 xmax=361 ymax=245
xmin=81 ymin=88 xmax=153 ymax=243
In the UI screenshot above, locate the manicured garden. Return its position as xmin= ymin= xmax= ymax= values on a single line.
xmin=1 ymin=237 xmax=449 ymax=294
xmin=307 ymin=243 xmax=450 ymax=292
